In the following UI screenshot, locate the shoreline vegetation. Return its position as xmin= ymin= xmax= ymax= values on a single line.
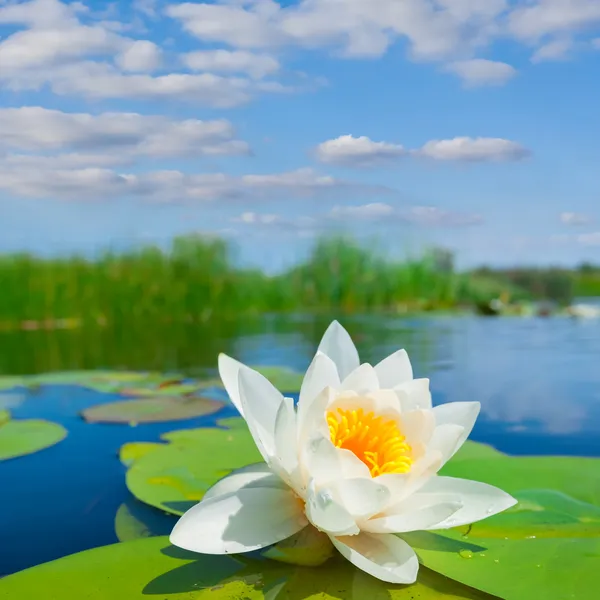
xmin=1 ymin=234 xmax=599 ymax=330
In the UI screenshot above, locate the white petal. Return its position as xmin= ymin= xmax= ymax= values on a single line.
xmin=331 ymin=532 xmax=419 ymax=584
xmin=273 ymin=396 xmax=302 ymax=491
xmin=317 ymin=320 xmax=360 ymax=381
xmin=395 ymin=378 xmax=432 ymax=411
xmin=367 ymin=389 xmax=401 ymax=415
xmin=297 ymin=353 xmax=340 ymax=436
xmin=432 ymin=401 xmax=480 ymax=457
xmin=170 ymin=485 xmax=307 ymax=554
xmin=218 ymin=353 xmax=247 ymax=416
xmin=203 ymin=463 xmax=275 ymax=502
xmin=331 ymin=477 xmax=391 ymax=519
xmin=417 ymin=476 xmax=518 ymax=528
xmin=375 ymin=349 xmax=413 ymax=389
xmin=302 ymin=433 xmax=341 ymax=487
xmin=298 ymin=386 xmax=336 ymax=450
xmin=340 ymin=363 xmax=379 ymax=394
xmin=238 ymin=367 xmax=284 ymax=463
xmin=400 ymin=409 xmax=435 ymax=448
xmin=305 ymin=481 xmax=359 ymax=536
xmin=428 ymin=424 xmax=466 ymax=466
xmin=364 ymin=492 xmax=462 ymax=534
xmin=376 ymin=450 xmax=443 ymax=502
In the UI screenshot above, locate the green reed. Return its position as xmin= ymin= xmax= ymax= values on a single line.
xmin=0 ymin=233 xmax=519 ymax=326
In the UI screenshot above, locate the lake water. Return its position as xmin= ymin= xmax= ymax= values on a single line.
xmin=1 ymin=314 xmax=599 ymax=576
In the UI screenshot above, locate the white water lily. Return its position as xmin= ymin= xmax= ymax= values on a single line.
xmin=170 ymin=321 xmax=517 ymax=584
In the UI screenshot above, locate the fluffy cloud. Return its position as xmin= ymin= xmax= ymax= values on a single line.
xmin=0 ymin=0 xmax=299 ymax=107
xmin=315 ymin=135 xmax=405 ymax=167
xmin=578 ymin=232 xmax=600 ymax=245
xmin=444 ymin=59 xmax=517 ymax=87
xmin=0 ymin=107 xmax=251 ymax=158
xmin=0 ymin=160 xmax=387 ymax=203
xmin=417 ymin=137 xmax=530 ymax=162
xmin=315 ymin=135 xmax=530 ymax=166
xmin=182 ymin=50 xmax=280 ymax=79
xmin=508 ymin=0 xmax=600 ymax=40
xmin=166 ymin=0 xmax=507 ymax=61
xmin=330 ymin=203 xmax=483 ymax=227
xmin=560 ymin=212 xmax=593 ymax=226
xmin=116 ymin=40 xmax=162 ymax=72
xmin=530 ymin=38 xmax=572 ymax=63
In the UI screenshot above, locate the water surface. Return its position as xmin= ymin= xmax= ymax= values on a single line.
xmin=1 ymin=314 xmax=599 ymax=576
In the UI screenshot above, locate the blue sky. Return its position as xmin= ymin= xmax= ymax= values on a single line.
xmin=0 ymin=0 xmax=599 ymax=271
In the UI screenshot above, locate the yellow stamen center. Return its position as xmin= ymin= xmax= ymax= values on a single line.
xmin=327 ymin=407 xmax=413 ymax=477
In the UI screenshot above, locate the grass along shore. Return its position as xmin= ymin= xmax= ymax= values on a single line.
xmin=0 ymin=234 xmax=596 ymax=328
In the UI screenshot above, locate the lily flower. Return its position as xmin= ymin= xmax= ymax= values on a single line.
xmin=170 ymin=321 xmax=516 ymax=584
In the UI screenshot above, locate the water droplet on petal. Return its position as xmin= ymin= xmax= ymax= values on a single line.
xmin=458 ymin=550 xmax=473 ymax=559
xmin=446 ymin=518 xmax=456 ymax=526
xmin=486 ymin=508 xmax=494 ymax=514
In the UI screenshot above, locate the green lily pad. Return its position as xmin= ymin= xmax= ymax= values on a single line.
xmin=121 ymin=383 xmax=205 ymax=398
xmin=263 ymin=525 xmax=335 ymax=567
xmin=405 ymin=526 xmax=600 ymax=599
xmin=440 ymin=454 xmax=600 ymax=507
xmin=124 ymin=417 xmax=263 ymax=515
xmin=0 ymin=376 xmax=27 ymax=391
xmin=114 ymin=502 xmax=174 ymax=543
xmin=120 ymin=441 xmax=163 ymax=466
xmin=0 ymin=535 xmax=498 ymax=599
xmin=82 ymin=396 xmax=224 ymax=425
xmin=0 ymin=418 xmax=67 ymax=461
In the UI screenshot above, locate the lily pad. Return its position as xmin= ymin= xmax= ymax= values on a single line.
xmin=120 ymin=441 xmax=163 ymax=466
xmin=82 ymin=396 xmax=224 ymax=425
xmin=0 ymin=535 xmax=498 ymax=599
xmin=440 ymin=454 xmax=600 ymax=507
xmin=114 ymin=502 xmax=174 ymax=543
xmin=0 ymin=376 xmax=27 ymax=391
xmin=124 ymin=417 xmax=263 ymax=515
xmin=120 ymin=383 xmax=204 ymax=398
xmin=406 ymin=525 xmax=600 ymax=599
xmin=0 ymin=418 xmax=67 ymax=461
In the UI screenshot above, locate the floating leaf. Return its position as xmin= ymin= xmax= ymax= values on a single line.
xmin=120 ymin=441 xmax=163 ymax=466
xmin=405 ymin=527 xmax=600 ymax=599
xmin=82 ymin=396 xmax=224 ymax=424
xmin=0 ymin=376 xmax=27 ymax=391
xmin=124 ymin=417 xmax=262 ymax=515
xmin=0 ymin=535 xmax=498 ymax=599
xmin=120 ymin=384 xmax=204 ymax=398
xmin=263 ymin=525 xmax=334 ymax=567
xmin=114 ymin=502 xmax=174 ymax=543
xmin=0 ymin=418 xmax=67 ymax=461
xmin=440 ymin=454 xmax=600 ymax=507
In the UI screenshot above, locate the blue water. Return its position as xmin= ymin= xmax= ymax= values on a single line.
xmin=1 ymin=315 xmax=599 ymax=576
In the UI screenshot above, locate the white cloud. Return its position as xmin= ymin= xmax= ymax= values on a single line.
xmin=560 ymin=212 xmax=593 ymax=226
xmin=182 ymin=50 xmax=280 ymax=79
xmin=444 ymin=59 xmax=517 ymax=87
xmin=330 ymin=203 xmax=395 ymax=219
xmin=233 ymin=211 xmax=317 ymax=236
xmin=0 ymin=107 xmax=251 ymax=157
xmin=577 ymin=232 xmax=600 ymax=245
xmin=329 ymin=203 xmax=483 ymax=227
xmin=0 ymin=161 xmax=387 ymax=203
xmin=417 ymin=137 xmax=530 ymax=162
xmin=315 ymin=135 xmax=405 ymax=167
xmin=508 ymin=0 xmax=600 ymax=41
xmin=166 ymin=0 xmax=508 ymax=61
xmin=116 ymin=40 xmax=162 ymax=72
xmin=316 ymin=134 xmax=529 ymax=166
xmin=530 ymin=38 xmax=572 ymax=63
